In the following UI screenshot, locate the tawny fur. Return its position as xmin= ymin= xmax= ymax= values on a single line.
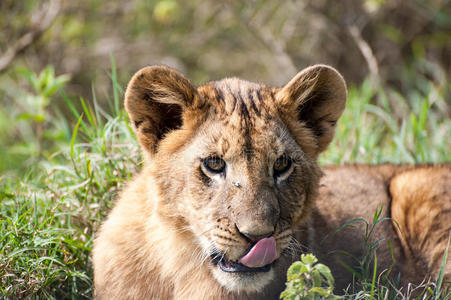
xmin=93 ymin=65 xmax=450 ymax=299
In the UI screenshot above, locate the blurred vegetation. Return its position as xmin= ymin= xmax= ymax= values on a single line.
xmin=0 ymin=0 xmax=450 ymax=298
xmin=1 ymin=0 xmax=450 ymax=176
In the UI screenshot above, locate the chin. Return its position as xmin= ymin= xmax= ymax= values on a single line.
xmin=211 ymin=263 xmax=275 ymax=293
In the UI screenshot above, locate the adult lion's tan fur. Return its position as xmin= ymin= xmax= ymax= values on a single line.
xmin=93 ymin=65 xmax=450 ymax=299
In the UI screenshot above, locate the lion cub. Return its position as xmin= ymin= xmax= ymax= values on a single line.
xmin=93 ymin=65 xmax=450 ymax=299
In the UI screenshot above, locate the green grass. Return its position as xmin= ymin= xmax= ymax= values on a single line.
xmin=320 ymin=79 xmax=451 ymax=165
xmin=1 ymin=70 xmax=450 ymax=299
xmin=0 ymin=70 xmax=141 ymax=297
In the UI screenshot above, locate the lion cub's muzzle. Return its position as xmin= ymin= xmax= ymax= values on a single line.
xmin=210 ymin=236 xmax=277 ymax=273
xmin=209 ymin=217 xmax=292 ymax=274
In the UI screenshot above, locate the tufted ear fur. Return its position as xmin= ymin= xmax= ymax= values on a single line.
xmin=276 ymin=64 xmax=347 ymax=154
xmin=124 ymin=66 xmax=200 ymax=154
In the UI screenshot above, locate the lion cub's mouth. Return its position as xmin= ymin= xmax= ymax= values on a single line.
xmin=211 ymin=255 xmax=273 ymax=272
xmin=210 ymin=237 xmax=277 ymax=273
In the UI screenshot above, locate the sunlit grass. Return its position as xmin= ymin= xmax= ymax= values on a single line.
xmin=321 ymin=79 xmax=451 ymax=165
xmin=0 ymin=70 xmax=140 ymax=298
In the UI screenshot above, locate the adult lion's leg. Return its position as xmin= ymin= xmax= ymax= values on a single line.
xmin=390 ymin=166 xmax=451 ymax=285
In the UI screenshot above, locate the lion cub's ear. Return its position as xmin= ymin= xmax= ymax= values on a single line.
xmin=276 ymin=64 xmax=347 ymax=154
xmin=124 ymin=66 xmax=200 ymax=154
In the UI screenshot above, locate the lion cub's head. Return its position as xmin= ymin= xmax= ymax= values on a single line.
xmin=124 ymin=65 xmax=346 ymax=293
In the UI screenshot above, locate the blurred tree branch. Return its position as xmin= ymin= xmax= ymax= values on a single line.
xmin=347 ymin=24 xmax=381 ymax=89
xmin=0 ymin=0 xmax=61 ymax=73
xmin=227 ymin=1 xmax=297 ymax=82
xmin=1 ymin=0 xmax=449 ymax=103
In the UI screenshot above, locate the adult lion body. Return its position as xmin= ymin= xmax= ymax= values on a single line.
xmin=93 ymin=65 xmax=450 ymax=299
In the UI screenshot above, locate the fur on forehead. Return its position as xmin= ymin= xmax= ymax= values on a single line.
xmin=197 ymin=78 xmax=278 ymax=120
xmin=194 ymin=117 xmax=298 ymax=161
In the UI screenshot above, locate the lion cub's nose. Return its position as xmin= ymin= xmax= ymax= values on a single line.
xmin=241 ymin=231 xmax=274 ymax=243
xmin=237 ymin=225 xmax=275 ymax=243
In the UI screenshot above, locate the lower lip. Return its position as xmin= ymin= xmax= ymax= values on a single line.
xmin=218 ymin=259 xmax=273 ymax=273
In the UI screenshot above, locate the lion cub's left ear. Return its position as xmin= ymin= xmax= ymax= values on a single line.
xmin=276 ymin=64 xmax=347 ymax=154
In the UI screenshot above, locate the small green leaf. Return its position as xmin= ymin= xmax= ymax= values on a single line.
xmin=309 ymin=287 xmax=330 ymax=296
xmin=315 ymin=263 xmax=335 ymax=286
xmin=312 ymin=270 xmax=322 ymax=287
xmin=301 ymin=253 xmax=317 ymax=265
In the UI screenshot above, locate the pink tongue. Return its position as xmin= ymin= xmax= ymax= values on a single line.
xmin=239 ymin=237 xmax=277 ymax=268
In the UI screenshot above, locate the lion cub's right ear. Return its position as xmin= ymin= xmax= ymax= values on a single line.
xmin=124 ymin=66 xmax=200 ymax=155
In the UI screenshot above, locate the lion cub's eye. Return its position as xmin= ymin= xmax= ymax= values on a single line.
xmin=273 ymin=155 xmax=292 ymax=177
xmin=202 ymin=157 xmax=226 ymax=174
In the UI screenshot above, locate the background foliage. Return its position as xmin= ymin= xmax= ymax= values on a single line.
xmin=0 ymin=0 xmax=450 ymax=298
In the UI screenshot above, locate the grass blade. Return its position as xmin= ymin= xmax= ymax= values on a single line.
xmin=433 ymin=233 xmax=450 ymax=299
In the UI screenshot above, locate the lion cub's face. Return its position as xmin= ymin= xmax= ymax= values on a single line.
xmin=124 ymin=65 xmax=346 ymax=293
xmin=177 ymin=85 xmax=318 ymax=291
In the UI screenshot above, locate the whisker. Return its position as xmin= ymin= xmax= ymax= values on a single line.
xmin=199 ymin=250 xmax=211 ymax=266
xmin=281 ymin=236 xmax=310 ymax=262
xmin=198 ymin=226 xmax=216 ymax=237
xmin=219 ymin=248 xmax=228 ymax=262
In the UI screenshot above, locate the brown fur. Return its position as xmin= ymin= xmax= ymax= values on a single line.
xmin=93 ymin=65 xmax=450 ymax=299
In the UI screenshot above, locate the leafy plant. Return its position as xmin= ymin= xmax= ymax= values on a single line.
xmin=280 ymin=254 xmax=340 ymax=300
xmin=0 ymin=66 xmax=70 ymax=174
xmin=18 ymin=66 xmax=70 ymax=122
xmin=17 ymin=66 xmax=70 ymax=154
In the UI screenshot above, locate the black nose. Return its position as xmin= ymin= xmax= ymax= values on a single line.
xmin=240 ymin=231 xmax=274 ymax=243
